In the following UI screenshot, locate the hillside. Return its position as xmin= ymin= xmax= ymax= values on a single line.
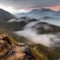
xmin=0 ymin=9 xmax=15 ymax=22
xmin=0 ymin=9 xmax=60 ymax=60
xmin=0 ymin=25 xmax=59 ymax=60
xmin=6 ymin=17 xmax=60 ymax=33
xmin=0 ymin=32 xmax=60 ymax=60
xmin=0 ymin=26 xmax=59 ymax=60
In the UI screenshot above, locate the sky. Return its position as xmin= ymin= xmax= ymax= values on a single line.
xmin=0 ymin=0 xmax=60 ymax=13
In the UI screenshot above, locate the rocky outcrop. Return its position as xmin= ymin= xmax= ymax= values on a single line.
xmin=0 ymin=34 xmax=34 ymax=60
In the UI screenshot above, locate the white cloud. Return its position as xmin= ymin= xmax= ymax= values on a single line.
xmin=15 ymin=29 xmax=55 ymax=47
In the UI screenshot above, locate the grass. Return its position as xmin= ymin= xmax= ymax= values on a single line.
xmin=0 ymin=28 xmax=60 ymax=60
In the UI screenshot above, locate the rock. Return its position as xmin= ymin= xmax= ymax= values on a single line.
xmin=0 ymin=34 xmax=34 ymax=60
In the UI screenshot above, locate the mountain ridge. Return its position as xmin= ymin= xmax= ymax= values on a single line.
xmin=15 ymin=8 xmax=60 ymax=19
xmin=0 ymin=8 xmax=15 ymax=22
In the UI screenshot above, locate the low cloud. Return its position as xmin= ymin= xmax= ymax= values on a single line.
xmin=15 ymin=29 xmax=55 ymax=47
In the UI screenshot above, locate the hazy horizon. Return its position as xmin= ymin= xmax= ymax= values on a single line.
xmin=0 ymin=0 xmax=60 ymax=13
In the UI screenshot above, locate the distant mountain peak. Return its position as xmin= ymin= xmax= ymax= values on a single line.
xmin=40 ymin=8 xmax=55 ymax=12
xmin=30 ymin=8 xmax=55 ymax=13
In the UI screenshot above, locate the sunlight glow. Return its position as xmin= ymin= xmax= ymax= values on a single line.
xmin=45 ymin=5 xmax=60 ymax=11
xmin=19 ymin=9 xmax=29 ymax=13
xmin=1 ymin=4 xmax=60 ymax=13
xmin=0 ymin=4 xmax=17 ymax=13
xmin=0 ymin=4 xmax=30 ymax=13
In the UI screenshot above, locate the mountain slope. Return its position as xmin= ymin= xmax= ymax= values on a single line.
xmin=15 ymin=8 xmax=60 ymax=19
xmin=15 ymin=8 xmax=57 ymax=19
xmin=0 ymin=23 xmax=60 ymax=60
xmin=32 ymin=22 xmax=60 ymax=34
xmin=8 ymin=17 xmax=60 ymax=33
xmin=0 ymin=9 xmax=60 ymax=60
xmin=31 ymin=44 xmax=60 ymax=60
xmin=7 ymin=17 xmax=38 ymax=31
xmin=0 ymin=30 xmax=59 ymax=60
xmin=29 ymin=8 xmax=55 ymax=15
xmin=0 ymin=9 xmax=15 ymax=22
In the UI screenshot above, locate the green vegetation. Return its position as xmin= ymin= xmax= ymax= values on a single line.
xmin=29 ymin=44 xmax=60 ymax=60
xmin=0 ymin=9 xmax=60 ymax=60
xmin=0 ymin=28 xmax=60 ymax=60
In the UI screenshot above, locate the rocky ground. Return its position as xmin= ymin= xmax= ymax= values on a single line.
xmin=0 ymin=34 xmax=34 ymax=60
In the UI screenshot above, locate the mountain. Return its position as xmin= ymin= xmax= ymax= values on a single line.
xmin=0 ymin=9 xmax=60 ymax=60
xmin=6 ymin=17 xmax=60 ymax=52
xmin=0 ymin=32 xmax=60 ymax=60
xmin=28 ymin=8 xmax=58 ymax=19
xmin=0 ymin=15 xmax=56 ymax=50
xmin=14 ymin=21 xmax=60 ymax=48
xmin=56 ymin=11 xmax=60 ymax=16
xmin=15 ymin=13 xmax=27 ymax=18
xmin=6 ymin=17 xmax=60 ymax=48
xmin=0 ymin=33 xmax=34 ymax=60
xmin=6 ymin=17 xmax=60 ymax=34
xmin=29 ymin=8 xmax=55 ymax=14
xmin=15 ymin=8 xmax=60 ymax=19
xmin=32 ymin=22 xmax=60 ymax=34
xmin=15 ymin=8 xmax=57 ymax=19
xmin=7 ymin=17 xmax=38 ymax=31
xmin=0 ymin=9 xmax=15 ymax=22
xmin=8 ymin=17 xmax=60 ymax=32
xmin=0 ymin=24 xmax=59 ymax=60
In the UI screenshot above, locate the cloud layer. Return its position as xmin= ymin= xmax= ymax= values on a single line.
xmin=0 ymin=0 xmax=60 ymax=9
